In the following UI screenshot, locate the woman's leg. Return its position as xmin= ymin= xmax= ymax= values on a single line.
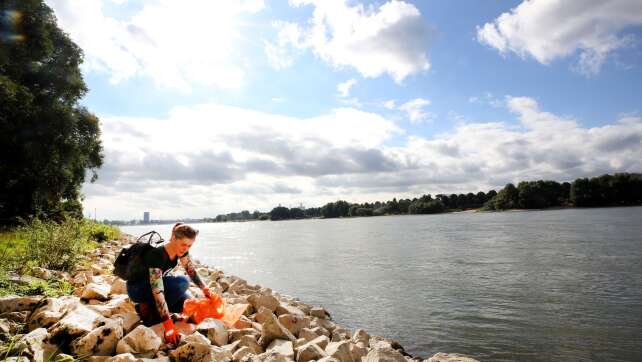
xmin=163 ymin=275 xmax=193 ymax=313
xmin=126 ymin=279 xmax=154 ymax=304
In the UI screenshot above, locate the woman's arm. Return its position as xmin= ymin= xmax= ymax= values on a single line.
xmin=149 ymin=267 xmax=171 ymax=321
xmin=179 ymin=255 xmax=206 ymax=289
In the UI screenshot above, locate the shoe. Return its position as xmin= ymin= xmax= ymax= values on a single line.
xmin=135 ymin=302 xmax=160 ymax=326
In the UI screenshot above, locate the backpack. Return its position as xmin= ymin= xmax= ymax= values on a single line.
xmin=113 ymin=231 xmax=164 ymax=281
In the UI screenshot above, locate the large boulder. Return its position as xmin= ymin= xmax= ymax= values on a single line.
xmin=112 ymin=312 xmax=140 ymax=334
xmin=365 ymin=348 xmax=406 ymax=362
xmin=197 ymin=318 xmax=228 ymax=346
xmin=81 ymin=283 xmax=111 ymax=301
xmin=12 ymin=327 xmax=48 ymax=361
xmin=237 ymin=335 xmax=264 ymax=354
xmin=181 ymin=331 xmax=211 ymax=346
xmin=277 ymin=314 xmax=310 ymax=337
xmin=0 ymin=295 xmax=42 ymax=314
xmin=349 ymin=342 xmax=368 ymax=362
xmin=325 ymin=341 xmax=353 ymax=362
xmin=259 ymin=314 xmax=296 ymax=348
xmin=425 ymin=353 xmax=479 ymax=362
xmin=267 ymin=339 xmax=294 ymax=359
xmin=309 ymin=307 xmax=330 ymax=320
xmin=275 ymin=304 xmax=305 ymax=317
xmin=170 ymin=342 xmax=232 ymax=362
xmin=47 ymin=304 xmax=110 ymax=346
xmin=110 ymin=278 xmax=127 ymax=295
xmin=115 ymin=325 xmax=162 ymax=358
xmin=233 ymin=346 xmax=253 ymax=362
xmin=352 ymin=329 xmax=370 ymax=346
xmin=87 ymin=294 xmax=135 ymax=317
xmin=229 ymin=328 xmax=261 ymax=342
xmin=254 ymin=307 xmax=274 ymax=324
xmin=248 ymin=294 xmax=280 ymax=313
xmin=28 ymin=296 xmax=79 ymax=330
xmin=70 ymin=319 xmax=123 ymax=356
xmin=296 ymin=342 xmax=327 ymax=362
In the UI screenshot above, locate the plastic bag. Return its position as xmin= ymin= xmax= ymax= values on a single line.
xmin=182 ymin=294 xmax=250 ymax=326
xmin=182 ymin=294 xmax=224 ymax=324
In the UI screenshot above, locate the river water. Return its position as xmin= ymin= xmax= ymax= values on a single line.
xmin=122 ymin=207 xmax=642 ymax=361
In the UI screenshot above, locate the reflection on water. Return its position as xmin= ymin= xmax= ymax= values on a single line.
xmin=123 ymin=207 xmax=642 ymax=361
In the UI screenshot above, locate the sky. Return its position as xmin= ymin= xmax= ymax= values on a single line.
xmin=43 ymin=0 xmax=642 ymax=221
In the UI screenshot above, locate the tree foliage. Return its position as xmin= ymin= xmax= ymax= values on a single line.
xmin=0 ymin=0 xmax=103 ymax=223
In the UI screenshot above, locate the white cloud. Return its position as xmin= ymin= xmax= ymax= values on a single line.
xmin=399 ymin=98 xmax=432 ymax=124
xmin=264 ymin=21 xmax=304 ymax=70
xmin=476 ymin=0 xmax=642 ymax=75
xmin=337 ymin=78 xmax=357 ymax=97
xmin=469 ymin=92 xmax=504 ymax=108
xmin=268 ymin=0 xmax=431 ymax=82
xmin=383 ymin=100 xmax=396 ymax=110
xmin=83 ymin=99 xmax=642 ymax=220
xmin=46 ymin=0 xmax=264 ymax=91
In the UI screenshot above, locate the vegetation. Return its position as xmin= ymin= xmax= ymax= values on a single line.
xmin=211 ymin=173 xmax=642 ymax=222
xmin=0 ymin=219 xmax=120 ymax=297
xmin=0 ymin=0 xmax=104 ymax=224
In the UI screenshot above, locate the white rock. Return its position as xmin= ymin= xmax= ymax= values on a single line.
xmin=13 ymin=327 xmax=48 ymax=361
xmin=28 ymin=296 xmax=78 ymax=331
xmin=116 ymin=325 xmax=162 ymax=358
xmin=365 ymin=348 xmax=406 ymax=362
xmin=70 ymin=319 xmax=123 ymax=356
xmin=248 ymin=294 xmax=280 ymax=312
xmin=267 ymin=339 xmax=294 ymax=359
xmin=112 ymin=312 xmax=141 ymax=334
xmin=182 ymin=331 xmax=211 ymax=346
xmin=0 ymin=295 xmax=42 ymax=314
xmin=352 ymin=329 xmax=370 ymax=345
xmin=233 ymin=346 xmax=254 ymax=362
xmin=110 ymin=278 xmax=127 ymax=295
xmin=259 ymin=314 xmax=296 ymax=348
xmin=81 ymin=283 xmax=111 ymax=301
xmin=106 ymin=353 xmax=138 ymax=362
xmin=170 ymin=342 xmax=232 ymax=362
xmin=197 ymin=318 xmax=229 ymax=346
xmin=277 ymin=314 xmax=310 ymax=337
xmin=309 ymin=307 xmax=330 ymax=319
xmin=48 ymin=304 xmax=109 ymax=344
xmin=325 ymin=341 xmax=353 ymax=362
xmin=425 ymin=353 xmax=479 ymax=362
xmin=296 ymin=342 xmax=327 ymax=362
xmin=237 ymin=335 xmax=264 ymax=354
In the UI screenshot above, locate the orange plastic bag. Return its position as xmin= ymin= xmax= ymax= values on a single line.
xmin=182 ymin=294 xmax=250 ymax=327
xmin=182 ymin=294 xmax=225 ymax=324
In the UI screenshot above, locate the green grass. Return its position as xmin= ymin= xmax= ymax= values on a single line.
xmin=0 ymin=219 xmax=120 ymax=297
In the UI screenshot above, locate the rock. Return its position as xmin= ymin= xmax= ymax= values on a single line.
xmin=254 ymin=306 xmax=274 ymax=324
xmin=317 ymin=358 xmax=340 ymax=362
xmin=229 ymin=328 xmax=261 ymax=342
xmin=197 ymin=318 xmax=229 ymax=346
xmin=234 ymin=316 xmax=254 ymax=329
xmin=275 ymin=304 xmax=305 ymax=317
xmin=349 ymin=342 xmax=368 ymax=362
xmin=87 ymin=294 xmax=135 ymax=317
xmin=250 ymin=350 xmax=294 ymax=362
xmin=116 ymin=325 xmax=162 ymax=358
xmin=4 ymin=357 xmax=29 ymax=362
xmin=181 ymin=331 xmax=211 ymax=346
xmin=81 ymin=282 xmax=111 ymax=301
xmin=267 ymin=339 xmax=294 ymax=359
xmin=233 ymin=346 xmax=253 ymax=362
xmin=299 ymin=328 xmax=319 ymax=342
xmin=0 ymin=311 xmax=28 ymax=323
xmin=112 ymin=312 xmax=141 ymax=334
xmin=31 ymin=267 xmax=52 ymax=280
xmin=170 ymin=342 xmax=232 ymax=362
xmin=12 ymin=327 xmax=47 ymax=361
xmin=0 ymin=295 xmax=42 ymax=314
xmin=106 ymin=353 xmax=138 ymax=362
xmin=110 ymin=278 xmax=127 ymax=295
xmin=325 ymin=341 xmax=353 ymax=362
xmin=309 ymin=307 xmax=330 ymax=319
xmin=237 ymin=335 xmax=263 ymax=354
xmin=221 ymin=340 xmax=241 ymax=353
xmin=293 ymin=338 xmax=307 ymax=349
xmin=296 ymin=342 xmax=327 ymax=362
xmin=311 ymin=319 xmax=335 ymax=333
xmin=425 ymin=353 xmax=479 ymax=362
xmin=352 ymin=329 xmax=370 ymax=346
xmin=28 ymin=296 xmax=78 ymax=331
xmin=259 ymin=314 xmax=296 ymax=348
xmin=249 ymin=294 xmax=280 ymax=313
xmin=365 ymin=348 xmax=406 ymax=362
xmin=306 ymin=335 xmax=330 ymax=350
xmin=0 ymin=318 xmax=11 ymax=334
xmin=70 ymin=319 xmax=123 ymax=356
xmin=47 ymin=304 xmax=109 ymax=346
xmin=278 ymin=314 xmax=310 ymax=337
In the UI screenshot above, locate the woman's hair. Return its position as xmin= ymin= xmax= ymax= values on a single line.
xmin=172 ymin=222 xmax=199 ymax=239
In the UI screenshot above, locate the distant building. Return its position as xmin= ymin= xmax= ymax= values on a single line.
xmin=143 ymin=211 xmax=150 ymax=223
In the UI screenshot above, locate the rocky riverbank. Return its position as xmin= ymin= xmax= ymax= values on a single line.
xmin=0 ymin=235 xmax=479 ymax=362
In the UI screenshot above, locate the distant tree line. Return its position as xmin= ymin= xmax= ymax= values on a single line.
xmin=209 ymin=173 xmax=642 ymax=222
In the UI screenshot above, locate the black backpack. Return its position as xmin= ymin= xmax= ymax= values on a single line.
xmin=113 ymin=231 xmax=164 ymax=281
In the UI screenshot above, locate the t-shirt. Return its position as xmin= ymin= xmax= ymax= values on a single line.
xmin=130 ymin=245 xmax=188 ymax=281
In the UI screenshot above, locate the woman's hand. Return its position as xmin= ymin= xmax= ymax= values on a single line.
xmin=163 ymin=319 xmax=181 ymax=345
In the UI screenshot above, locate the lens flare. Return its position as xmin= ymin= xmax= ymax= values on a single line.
xmin=1 ymin=10 xmax=24 ymax=42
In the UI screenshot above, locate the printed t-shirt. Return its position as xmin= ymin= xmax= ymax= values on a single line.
xmin=141 ymin=246 xmax=189 ymax=278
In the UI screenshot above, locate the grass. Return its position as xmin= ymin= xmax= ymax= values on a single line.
xmin=0 ymin=219 xmax=120 ymax=297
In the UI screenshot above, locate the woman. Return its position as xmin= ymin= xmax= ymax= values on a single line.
xmin=126 ymin=222 xmax=212 ymax=345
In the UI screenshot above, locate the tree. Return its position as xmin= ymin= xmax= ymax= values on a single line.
xmin=493 ymin=183 xmax=519 ymax=210
xmin=0 ymin=0 xmax=103 ymax=223
xmin=269 ymin=206 xmax=290 ymax=221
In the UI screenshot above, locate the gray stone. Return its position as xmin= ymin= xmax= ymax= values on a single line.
xmin=197 ymin=318 xmax=229 ymax=346
xmin=267 ymin=339 xmax=294 ymax=359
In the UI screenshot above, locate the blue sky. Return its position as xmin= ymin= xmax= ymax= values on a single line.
xmin=45 ymin=0 xmax=642 ymax=220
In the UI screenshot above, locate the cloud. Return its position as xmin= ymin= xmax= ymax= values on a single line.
xmin=83 ymin=99 xmax=642 ymax=219
xmin=476 ymin=0 xmax=642 ymax=75
xmin=337 ymin=78 xmax=357 ymax=97
xmin=267 ymin=0 xmax=431 ymax=82
xmin=45 ymin=0 xmax=264 ymax=91
xmin=398 ymin=98 xmax=432 ymax=124
xmin=469 ymin=92 xmax=504 ymax=108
